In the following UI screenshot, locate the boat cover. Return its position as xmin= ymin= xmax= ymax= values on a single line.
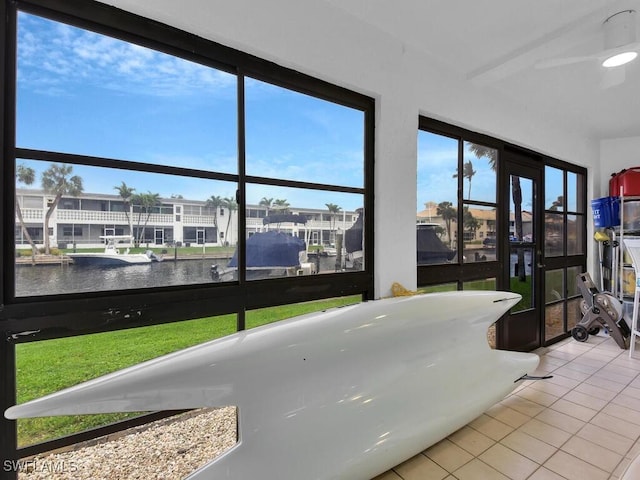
xmin=262 ymin=214 xmax=307 ymax=225
xmin=345 ymin=213 xmax=363 ymax=254
xmin=228 ymin=231 xmax=306 ymax=268
xmin=417 ymin=225 xmax=456 ymax=264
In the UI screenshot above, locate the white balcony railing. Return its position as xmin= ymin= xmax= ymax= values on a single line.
xmin=18 ymin=208 xmax=355 ymax=231
xmin=56 ymin=210 xmax=130 ymax=223
xmin=245 ymin=217 xmax=350 ymax=231
xmin=183 ymin=215 xmax=216 ymax=225
xmin=21 ymin=209 xmax=178 ymax=226
xmin=19 ymin=208 xmax=44 ymax=220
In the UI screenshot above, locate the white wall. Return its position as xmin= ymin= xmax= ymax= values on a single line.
xmin=600 ymin=137 xmax=640 ymax=196
xmin=102 ymin=0 xmax=600 ymax=297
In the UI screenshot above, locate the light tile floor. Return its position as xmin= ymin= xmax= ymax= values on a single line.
xmin=373 ymin=334 xmax=640 ymax=480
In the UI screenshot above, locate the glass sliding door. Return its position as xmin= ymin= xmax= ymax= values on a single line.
xmin=499 ymin=159 xmax=542 ymax=352
xmin=418 ymin=118 xmax=587 ymax=351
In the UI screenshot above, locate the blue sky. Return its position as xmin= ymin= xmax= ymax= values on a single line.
xmin=417 ymin=131 xmax=569 ymax=214
xmin=417 ymin=131 xmax=501 ymax=211
xmin=16 ymin=12 xmax=364 ymax=211
xmin=16 ymin=12 xmax=568 ymax=216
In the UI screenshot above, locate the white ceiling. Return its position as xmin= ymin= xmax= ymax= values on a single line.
xmin=323 ymin=0 xmax=640 ymax=141
xmin=104 ymin=0 xmax=640 ymax=142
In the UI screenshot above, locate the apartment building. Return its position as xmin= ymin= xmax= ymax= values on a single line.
xmin=15 ymin=189 xmax=358 ymax=249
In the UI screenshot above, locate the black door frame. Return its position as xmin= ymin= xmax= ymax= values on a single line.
xmin=497 ymin=152 xmax=544 ymax=351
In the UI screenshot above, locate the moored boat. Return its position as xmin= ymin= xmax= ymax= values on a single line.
xmin=212 ymin=214 xmax=315 ymax=281
xmin=67 ymin=235 xmax=162 ymax=267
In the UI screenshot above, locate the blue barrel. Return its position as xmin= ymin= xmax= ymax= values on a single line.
xmin=591 ymin=196 xmax=620 ymax=228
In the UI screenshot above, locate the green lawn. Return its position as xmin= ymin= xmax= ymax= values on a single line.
xmin=15 ymin=295 xmax=360 ymax=446
xmin=418 ymin=276 xmax=532 ymax=312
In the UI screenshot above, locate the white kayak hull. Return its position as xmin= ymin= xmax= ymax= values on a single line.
xmin=6 ymin=291 xmax=539 ymax=479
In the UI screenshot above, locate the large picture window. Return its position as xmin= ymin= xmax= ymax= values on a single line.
xmin=418 ymin=118 xmax=586 ymax=350
xmin=1 ymin=0 xmax=374 ymax=463
xmin=7 ymin=4 xmax=372 ymax=307
xmin=417 ymin=123 xmax=499 ymax=279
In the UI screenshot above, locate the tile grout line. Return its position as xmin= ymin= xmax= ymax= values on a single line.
xmin=526 ymin=339 xmax=610 ymax=479
xmin=379 ymin=337 xmax=640 ymax=480
xmin=528 ymin=338 xmax=640 ymax=479
xmin=494 ymin=339 xmax=625 ymax=478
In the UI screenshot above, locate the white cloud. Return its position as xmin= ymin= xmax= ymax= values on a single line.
xmin=246 ymin=149 xmax=363 ymax=188
xmin=18 ymin=12 xmax=236 ymax=99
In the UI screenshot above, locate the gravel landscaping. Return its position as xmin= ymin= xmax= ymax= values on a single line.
xmin=17 ymin=407 xmax=237 ymax=480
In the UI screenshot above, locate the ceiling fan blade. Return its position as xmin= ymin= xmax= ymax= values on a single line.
xmin=535 ymin=41 xmax=640 ymax=69
xmin=534 ymin=54 xmax=597 ymax=69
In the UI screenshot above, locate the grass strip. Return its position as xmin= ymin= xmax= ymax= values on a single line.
xmin=16 ymin=295 xmax=359 ymax=446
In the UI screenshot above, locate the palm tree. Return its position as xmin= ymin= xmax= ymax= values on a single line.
xmin=222 ymin=196 xmax=238 ymax=245
xmin=131 ymin=191 xmax=161 ymax=247
xmin=114 ymin=181 xmax=135 ymax=237
xmin=259 ymin=197 xmax=274 ymax=215
xmin=436 ymin=201 xmax=456 ymax=248
xmin=453 ymin=160 xmax=477 ymax=199
xmin=325 ymin=203 xmax=342 ymax=245
xmin=205 ymin=195 xmax=224 ymax=243
xmin=269 ymin=198 xmax=291 ymax=229
xmin=41 ymin=163 xmax=83 ymax=254
xmin=272 ymin=198 xmax=290 ymax=213
xmin=463 ymin=206 xmax=480 ymax=239
xmin=468 ymin=144 xmax=526 ymax=281
xmin=16 ymin=164 xmax=38 ymax=258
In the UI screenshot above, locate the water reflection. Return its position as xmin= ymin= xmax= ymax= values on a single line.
xmin=15 ymin=259 xmax=221 ymax=297
xmin=16 ymin=256 xmax=340 ymax=297
xmin=510 ymin=250 xmax=533 ymax=277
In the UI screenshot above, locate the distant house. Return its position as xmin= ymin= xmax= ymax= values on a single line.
xmin=417 ymin=205 xmax=533 ymax=244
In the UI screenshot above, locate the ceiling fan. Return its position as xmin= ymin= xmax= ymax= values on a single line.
xmin=535 ymin=9 xmax=640 ymax=87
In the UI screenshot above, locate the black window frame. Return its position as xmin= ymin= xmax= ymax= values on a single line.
xmin=542 ymin=159 xmax=588 ymax=345
xmin=417 ymin=117 xmax=586 ymax=298
xmin=1 ymin=0 xmax=374 ymax=466
xmin=417 ymin=117 xmax=503 ymax=288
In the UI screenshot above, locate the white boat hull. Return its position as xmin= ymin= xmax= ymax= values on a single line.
xmin=67 ymin=252 xmax=153 ymax=266
xmin=66 ymin=235 xmax=162 ymax=266
xmin=5 ymin=291 xmax=538 ymax=479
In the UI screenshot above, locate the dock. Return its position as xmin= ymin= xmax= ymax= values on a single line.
xmin=16 ymin=255 xmax=72 ymax=266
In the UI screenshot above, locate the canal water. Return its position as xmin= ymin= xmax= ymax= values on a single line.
xmin=15 ymin=255 xmax=341 ymax=297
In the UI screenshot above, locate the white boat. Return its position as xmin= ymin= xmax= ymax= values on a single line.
xmin=321 ymin=244 xmax=337 ymax=256
xmin=66 ymin=235 xmax=162 ymax=266
xmin=5 ymin=291 xmax=539 ymax=480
